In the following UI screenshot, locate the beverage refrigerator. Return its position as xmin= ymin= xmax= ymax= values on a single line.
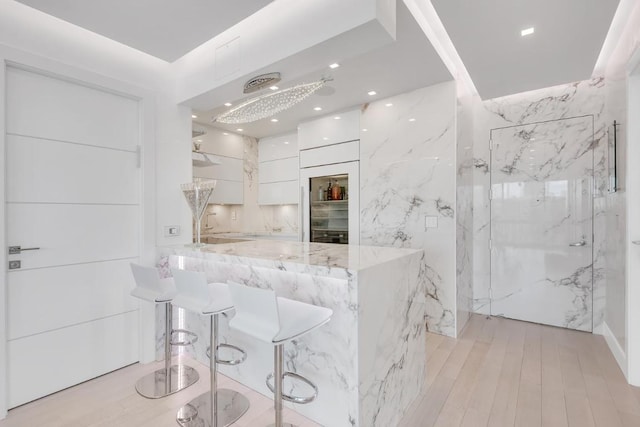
xmin=300 ymin=161 xmax=359 ymax=244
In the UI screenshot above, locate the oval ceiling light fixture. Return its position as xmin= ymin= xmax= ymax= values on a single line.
xmin=243 ymin=72 xmax=281 ymax=94
xmin=213 ymin=79 xmax=330 ymax=124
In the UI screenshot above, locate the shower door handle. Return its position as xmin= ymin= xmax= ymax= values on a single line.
xmin=569 ymin=241 xmax=586 ymax=247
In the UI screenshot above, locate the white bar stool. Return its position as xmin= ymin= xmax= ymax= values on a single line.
xmin=227 ymin=283 xmax=333 ymax=427
xmin=171 ymin=269 xmax=250 ymax=427
xmin=129 ymin=263 xmax=199 ymax=398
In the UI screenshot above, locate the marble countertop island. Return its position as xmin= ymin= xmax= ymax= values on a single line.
xmin=158 ymin=240 xmax=427 ymax=427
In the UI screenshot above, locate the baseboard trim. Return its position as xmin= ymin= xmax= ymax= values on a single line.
xmin=603 ymin=321 xmax=627 ymax=378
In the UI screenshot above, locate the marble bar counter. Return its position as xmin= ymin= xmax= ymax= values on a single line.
xmin=158 ymin=240 xmax=426 ymax=427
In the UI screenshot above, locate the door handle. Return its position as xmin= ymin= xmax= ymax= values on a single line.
xmin=569 ymin=241 xmax=586 ymax=247
xmin=8 ymin=246 xmax=40 ymax=255
xmin=632 ymin=241 xmax=640 ymax=245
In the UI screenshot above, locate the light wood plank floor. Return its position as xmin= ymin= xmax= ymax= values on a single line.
xmin=400 ymin=314 xmax=640 ymax=427
xmin=0 ymin=356 xmax=320 ymax=427
xmin=1 ymin=315 xmax=639 ymax=427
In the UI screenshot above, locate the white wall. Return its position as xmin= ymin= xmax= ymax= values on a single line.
xmin=456 ymin=94 xmax=476 ymax=334
xmin=604 ymin=0 xmax=640 ymax=385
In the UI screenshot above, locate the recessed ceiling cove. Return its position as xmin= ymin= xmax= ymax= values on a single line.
xmin=432 ymin=0 xmax=619 ymax=99
xmin=15 ymin=0 xmax=273 ymax=62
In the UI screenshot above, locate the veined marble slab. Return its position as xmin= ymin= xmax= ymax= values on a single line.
xmin=158 ymin=240 xmax=426 ymax=427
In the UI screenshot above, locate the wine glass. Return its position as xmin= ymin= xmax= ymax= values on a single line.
xmin=180 ymin=179 xmax=217 ymax=247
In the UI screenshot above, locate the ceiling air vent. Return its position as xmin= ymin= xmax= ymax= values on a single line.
xmin=243 ymin=72 xmax=281 ymax=94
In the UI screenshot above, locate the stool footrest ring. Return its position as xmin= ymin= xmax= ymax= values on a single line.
xmin=266 ymin=371 xmax=318 ymax=404
xmin=170 ymin=329 xmax=198 ymax=347
xmin=206 ymin=343 xmax=247 ymax=365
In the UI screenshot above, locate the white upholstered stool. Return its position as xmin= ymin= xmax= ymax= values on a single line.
xmin=227 ymin=283 xmax=333 ymax=427
xmin=129 ymin=263 xmax=199 ymax=398
xmin=171 ymin=269 xmax=250 ymax=427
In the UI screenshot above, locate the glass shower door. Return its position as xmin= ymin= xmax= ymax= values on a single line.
xmin=490 ymin=116 xmax=594 ymax=331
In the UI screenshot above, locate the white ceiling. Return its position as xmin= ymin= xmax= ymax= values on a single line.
xmin=192 ymin=2 xmax=452 ymax=139
xmin=14 ymin=0 xmax=273 ymax=62
xmin=431 ymin=0 xmax=620 ymax=99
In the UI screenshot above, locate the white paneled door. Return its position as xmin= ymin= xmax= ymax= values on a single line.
xmin=5 ymin=66 xmax=141 ymax=407
xmin=490 ymin=116 xmax=594 ymax=331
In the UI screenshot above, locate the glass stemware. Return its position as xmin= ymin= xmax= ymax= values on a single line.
xmin=181 ymin=179 xmax=216 ymax=247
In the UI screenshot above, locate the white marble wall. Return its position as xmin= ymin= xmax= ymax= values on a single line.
xmin=360 ymin=81 xmax=458 ymax=337
xmin=472 ymin=78 xmax=607 ymax=333
xmin=456 ymin=95 xmax=475 ymax=334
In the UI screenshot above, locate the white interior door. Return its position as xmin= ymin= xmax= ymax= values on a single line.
xmin=490 ymin=116 xmax=594 ymax=331
xmin=5 ymin=66 xmax=141 ymax=407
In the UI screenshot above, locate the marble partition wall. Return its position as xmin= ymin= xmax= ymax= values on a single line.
xmin=456 ymin=95 xmax=475 ymax=334
xmin=472 ymin=78 xmax=607 ymax=332
xmin=360 ymin=81 xmax=458 ymax=337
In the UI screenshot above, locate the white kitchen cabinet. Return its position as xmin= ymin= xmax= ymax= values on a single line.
xmin=258 ymin=132 xmax=298 ymax=205
xmin=209 ymin=180 xmax=243 ymax=205
xmin=193 ymin=155 xmax=243 ymax=182
xmin=193 ymin=155 xmax=244 ymax=205
xmin=259 ymin=157 xmax=298 ymax=183
xmin=258 ymin=181 xmax=299 ymax=205
xmin=259 ymin=134 xmax=298 ymax=161
xmin=192 ymin=123 xmax=244 ymax=205
xmin=297 ymin=109 xmax=360 ymax=150
xmin=299 ymin=140 xmax=359 ymax=169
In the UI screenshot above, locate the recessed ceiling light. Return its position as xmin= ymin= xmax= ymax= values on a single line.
xmin=334 ymin=116 xmax=341 ymax=120
xmin=530 ymin=149 xmax=535 ymax=152
xmin=236 ymin=128 xmax=243 ymax=132
xmin=409 ymin=118 xmax=416 ymax=122
xmin=385 ymin=103 xmax=393 ymax=107
xmin=314 ymin=107 xmax=322 ymax=111
xmin=323 ymin=137 xmax=329 ymax=141
xmin=196 ymin=139 xmax=203 ymax=142
xmin=368 ymin=91 xmax=377 ymax=96
xmin=521 ymin=27 xmax=535 ymax=37
xmin=223 ymin=132 xmax=229 ymax=135
xmin=192 ymin=114 xmax=197 ymax=118
xmin=329 ymin=63 xmax=340 ymax=69
xmin=224 ymin=102 xmax=232 ymax=107
xmin=283 ymin=141 xmax=290 ymax=145
xmin=362 ymin=128 xmax=368 ymax=132
xmin=271 ymin=118 xmax=279 ymax=122
xmin=269 ymin=86 xmax=279 ymax=91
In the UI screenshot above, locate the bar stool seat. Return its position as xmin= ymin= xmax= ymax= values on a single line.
xmin=171 ymin=269 xmax=250 ymax=427
xmin=129 ymin=264 xmax=199 ymax=399
xmin=227 ymin=283 xmax=332 ymax=427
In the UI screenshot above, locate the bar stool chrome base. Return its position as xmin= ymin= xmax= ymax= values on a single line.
xmin=135 ymin=364 xmax=199 ymax=399
xmin=176 ymin=389 xmax=250 ymax=427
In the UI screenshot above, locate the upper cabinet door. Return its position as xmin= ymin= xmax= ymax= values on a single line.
xmin=259 ymin=133 xmax=298 ymax=161
xmin=298 ymin=109 xmax=360 ymax=150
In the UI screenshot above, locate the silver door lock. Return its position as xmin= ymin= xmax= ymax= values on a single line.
xmin=8 ymin=260 xmax=21 ymax=270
